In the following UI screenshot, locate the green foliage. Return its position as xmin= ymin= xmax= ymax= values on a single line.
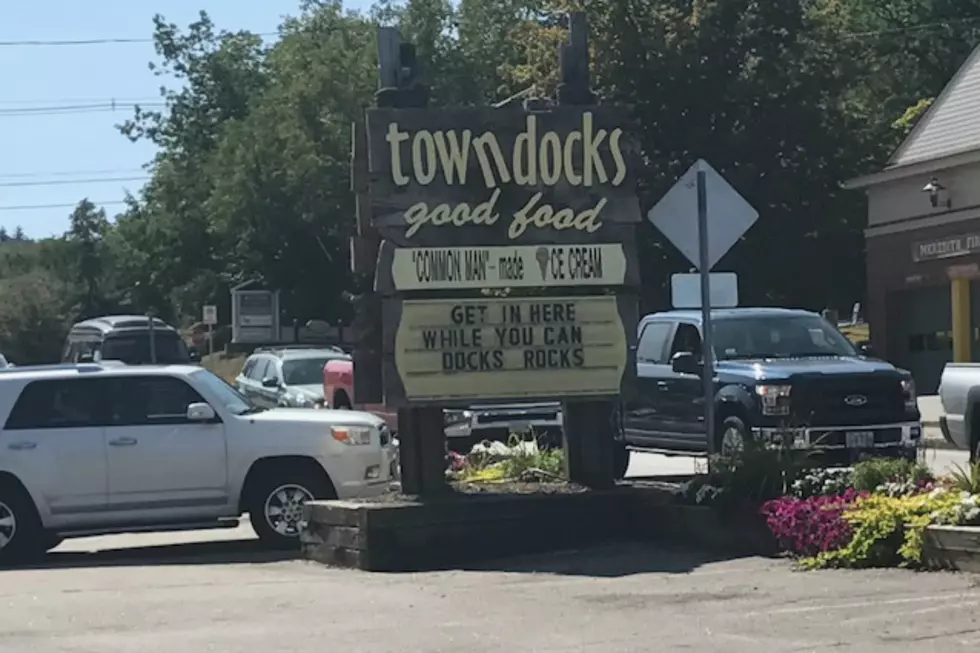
xmin=851 ymin=458 xmax=933 ymax=493
xmin=802 ymin=489 xmax=967 ymax=569
xmin=0 ymin=270 xmax=73 ymax=363
xmin=6 ymin=0 xmax=980 ymax=358
xmin=946 ymin=461 xmax=980 ymax=494
xmin=456 ymin=433 xmax=566 ymax=483
xmin=708 ymin=440 xmax=814 ymax=505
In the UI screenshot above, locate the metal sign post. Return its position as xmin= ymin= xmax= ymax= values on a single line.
xmin=696 ymin=169 xmax=715 ymax=454
xmin=647 ymin=159 xmax=759 ymax=459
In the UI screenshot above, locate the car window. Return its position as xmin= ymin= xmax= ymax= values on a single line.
xmin=240 ymin=358 xmax=257 ymax=379
xmin=100 ymin=334 xmax=189 ymax=364
xmin=637 ymin=322 xmax=672 ymax=363
xmin=248 ymin=358 xmax=270 ymax=381
xmin=190 ymin=369 xmax=255 ymax=416
xmin=5 ymin=379 xmax=106 ymax=430
xmin=712 ymin=315 xmax=857 ymax=360
xmin=266 ymin=360 xmax=282 ymax=383
xmin=282 ymin=357 xmax=331 ymax=385
xmin=108 ymin=376 xmax=208 ymax=426
xmin=669 ymin=323 xmax=702 ymax=358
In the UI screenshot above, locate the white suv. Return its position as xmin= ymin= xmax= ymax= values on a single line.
xmin=0 ymin=363 xmax=393 ymax=563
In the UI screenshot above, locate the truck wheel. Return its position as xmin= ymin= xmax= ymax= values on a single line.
xmin=613 ymin=441 xmax=630 ymax=480
xmin=247 ymin=469 xmax=335 ymax=550
xmin=0 ymin=481 xmax=44 ymax=565
xmin=717 ymin=416 xmax=749 ymax=456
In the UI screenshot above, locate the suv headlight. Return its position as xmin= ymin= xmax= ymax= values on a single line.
xmin=901 ymin=377 xmax=917 ymax=412
xmin=331 ymin=425 xmax=373 ymax=445
xmin=756 ymin=384 xmax=792 ymax=416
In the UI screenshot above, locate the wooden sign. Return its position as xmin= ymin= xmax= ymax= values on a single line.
xmin=375 ymin=240 xmax=638 ymax=293
xmin=365 ymin=106 xmax=642 ymax=246
xmin=382 ymin=294 xmax=637 ymax=405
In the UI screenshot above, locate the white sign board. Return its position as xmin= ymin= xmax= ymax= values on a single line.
xmin=646 ymin=159 xmax=758 ymax=270
xmin=202 ymin=305 xmax=218 ymax=325
xmin=671 ymin=273 xmax=739 ymax=309
xmin=389 ymin=244 xmax=628 ymax=291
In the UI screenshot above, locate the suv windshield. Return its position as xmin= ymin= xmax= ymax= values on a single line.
xmin=101 ymin=333 xmax=190 ymax=364
xmin=190 ymin=369 xmax=257 ymax=415
xmin=713 ymin=315 xmax=857 ymax=360
xmin=281 ymin=357 xmax=332 ymax=385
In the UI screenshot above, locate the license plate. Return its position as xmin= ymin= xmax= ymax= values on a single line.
xmin=845 ymin=431 xmax=875 ymax=448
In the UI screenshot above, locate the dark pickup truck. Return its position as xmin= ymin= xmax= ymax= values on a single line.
xmin=614 ymin=307 xmax=922 ymax=476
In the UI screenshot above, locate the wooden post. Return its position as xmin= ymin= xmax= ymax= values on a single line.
xmin=370 ymin=27 xmax=447 ymax=495
xmin=556 ymin=13 xmax=616 ymax=490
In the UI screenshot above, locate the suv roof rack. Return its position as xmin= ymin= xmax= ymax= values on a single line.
xmin=254 ymin=344 xmax=346 ymax=355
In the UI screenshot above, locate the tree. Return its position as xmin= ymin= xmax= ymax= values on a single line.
xmin=0 ymin=270 xmax=72 ymax=364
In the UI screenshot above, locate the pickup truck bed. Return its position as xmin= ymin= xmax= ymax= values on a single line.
xmin=938 ymin=363 xmax=980 ymax=453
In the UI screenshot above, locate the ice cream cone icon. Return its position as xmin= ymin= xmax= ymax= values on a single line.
xmin=535 ymin=247 xmax=549 ymax=281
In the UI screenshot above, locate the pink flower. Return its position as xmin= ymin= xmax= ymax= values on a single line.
xmin=760 ymin=489 xmax=865 ymax=556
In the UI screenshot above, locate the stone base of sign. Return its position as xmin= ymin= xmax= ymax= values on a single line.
xmin=300 ymin=483 xmax=776 ymax=571
xmin=923 ymin=525 xmax=980 ymax=572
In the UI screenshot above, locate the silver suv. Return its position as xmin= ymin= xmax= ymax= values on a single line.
xmin=0 ymin=363 xmax=392 ymax=564
xmin=236 ymin=346 xmax=349 ymax=409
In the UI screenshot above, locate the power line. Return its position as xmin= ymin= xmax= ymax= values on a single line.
xmin=0 ymin=102 xmax=165 ymax=116
xmin=0 ymin=168 xmax=146 ymax=180
xmin=0 ymin=201 xmax=129 ymax=211
xmin=0 ymin=97 xmax=162 ymax=105
xmin=0 ymin=176 xmax=148 ymax=188
xmin=0 ymin=32 xmax=278 ymax=47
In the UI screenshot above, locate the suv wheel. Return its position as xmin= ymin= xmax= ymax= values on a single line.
xmin=247 ymin=470 xmax=334 ymax=549
xmin=0 ymin=483 xmax=43 ymax=565
xmin=718 ymin=416 xmax=749 ymax=456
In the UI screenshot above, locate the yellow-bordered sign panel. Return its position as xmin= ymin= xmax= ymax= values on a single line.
xmin=384 ymin=295 xmax=632 ymax=404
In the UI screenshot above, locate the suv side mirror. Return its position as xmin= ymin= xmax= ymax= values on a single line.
xmin=261 ymin=376 xmax=281 ymax=389
xmin=187 ymin=347 xmax=201 ymax=363
xmin=671 ymin=351 xmax=700 ymax=375
xmin=187 ymin=402 xmax=216 ymax=421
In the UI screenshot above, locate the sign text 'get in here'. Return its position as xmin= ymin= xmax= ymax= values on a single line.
xmin=390 ymin=296 xmax=628 ymax=402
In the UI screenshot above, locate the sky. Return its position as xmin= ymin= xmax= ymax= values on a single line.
xmin=0 ymin=0 xmax=370 ymax=239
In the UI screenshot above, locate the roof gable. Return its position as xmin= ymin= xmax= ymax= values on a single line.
xmin=889 ymin=44 xmax=980 ymax=168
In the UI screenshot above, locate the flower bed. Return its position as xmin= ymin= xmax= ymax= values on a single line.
xmin=446 ymin=435 xmax=566 ymax=486
xmin=758 ymin=458 xmax=980 ymax=569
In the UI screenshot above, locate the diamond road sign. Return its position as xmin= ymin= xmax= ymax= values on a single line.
xmin=646 ymin=159 xmax=758 ymax=270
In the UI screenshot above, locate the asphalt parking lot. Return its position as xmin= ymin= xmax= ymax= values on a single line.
xmin=3 ymin=446 xmax=977 ymax=653
xmin=7 ymin=532 xmax=980 ymax=652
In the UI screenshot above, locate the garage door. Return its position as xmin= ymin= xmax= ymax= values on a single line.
xmin=886 ymin=284 xmax=951 ymax=394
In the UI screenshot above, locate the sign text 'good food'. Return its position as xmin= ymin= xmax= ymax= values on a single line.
xmin=367 ymin=108 xmax=639 ymax=243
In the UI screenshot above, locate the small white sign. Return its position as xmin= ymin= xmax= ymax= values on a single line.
xmin=202 ymin=305 xmax=218 ymax=325
xmin=647 ymin=159 xmax=759 ymax=271
xmin=389 ymin=244 xmax=627 ymax=290
xmin=671 ymin=273 xmax=739 ymax=309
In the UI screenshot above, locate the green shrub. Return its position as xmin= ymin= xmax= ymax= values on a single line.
xmin=851 ymin=458 xmax=933 ymax=493
xmin=946 ymin=460 xmax=980 ymax=494
xmin=707 ymin=439 xmax=813 ymax=505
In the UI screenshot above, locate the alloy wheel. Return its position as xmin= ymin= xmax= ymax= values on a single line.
xmin=263 ymin=484 xmax=314 ymax=537
xmin=0 ymin=501 xmax=16 ymax=551
xmin=721 ymin=426 xmax=745 ymax=456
